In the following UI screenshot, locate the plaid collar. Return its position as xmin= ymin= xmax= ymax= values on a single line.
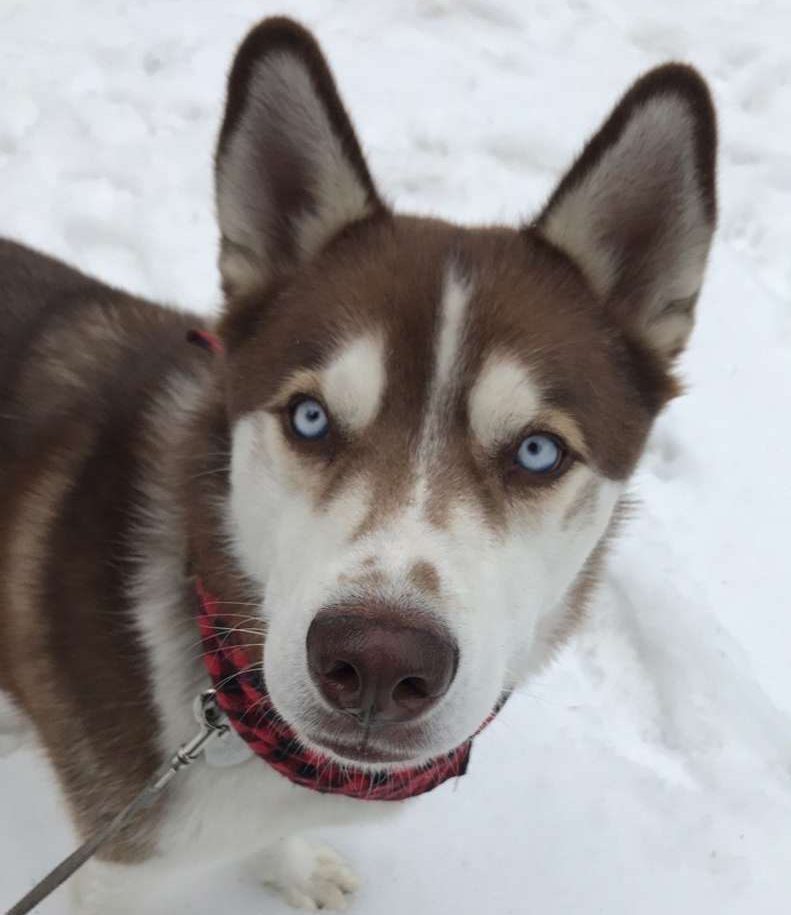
xmin=196 ymin=580 xmax=504 ymax=801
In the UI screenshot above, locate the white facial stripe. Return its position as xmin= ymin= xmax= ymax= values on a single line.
xmin=321 ymin=334 xmax=385 ymax=433
xmin=469 ymin=355 xmax=543 ymax=449
xmin=416 ymin=265 xmax=473 ymax=473
xmin=433 ymin=266 xmax=472 ymax=397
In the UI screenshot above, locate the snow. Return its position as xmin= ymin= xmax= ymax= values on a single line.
xmin=1 ymin=1 xmax=790 ymax=912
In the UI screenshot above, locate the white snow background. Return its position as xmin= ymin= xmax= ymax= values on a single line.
xmin=1 ymin=1 xmax=790 ymax=912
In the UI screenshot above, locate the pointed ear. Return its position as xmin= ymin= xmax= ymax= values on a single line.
xmin=215 ymin=18 xmax=384 ymax=298
xmin=536 ymin=64 xmax=717 ymax=362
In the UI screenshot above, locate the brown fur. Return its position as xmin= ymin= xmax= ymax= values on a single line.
xmin=0 ymin=239 xmax=208 ymax=856
xmin=408 ymin=562 xmax=441 ymax=598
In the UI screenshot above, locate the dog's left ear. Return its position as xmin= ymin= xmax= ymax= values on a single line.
xmin=215 ymin=17 xmax=384 ymax=299
xmin=536 ymin=64 xmax=717 ymax=362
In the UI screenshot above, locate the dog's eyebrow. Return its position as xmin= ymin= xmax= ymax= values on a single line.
xmin=268 ymin=333 xmax=386 ymax=433
xmin=468 ymin=354 xmax=587 ymax=456
xmin=322 ymin=334 xmax=385 ymax=431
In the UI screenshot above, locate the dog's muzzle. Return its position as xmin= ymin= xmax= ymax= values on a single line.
xmin=196 ymin=580 xmax=505 ymax=801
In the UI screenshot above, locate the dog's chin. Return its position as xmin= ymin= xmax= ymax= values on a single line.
xmin=293 ymin=713 xmax=444 ymax=770
xmin=303 ymin=733 xmax=424 ymax=769
xmin=309 ymin=736 xmax=420 ymax=769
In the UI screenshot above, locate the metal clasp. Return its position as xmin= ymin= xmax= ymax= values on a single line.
xmin=149 ymin=689 xmax=230 ymax=793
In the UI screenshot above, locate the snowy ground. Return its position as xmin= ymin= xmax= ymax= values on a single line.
xmin=1 ymin=1 xmax=790 ymax=913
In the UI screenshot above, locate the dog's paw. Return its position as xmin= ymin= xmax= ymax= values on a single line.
xmin=258 ymin=836 xmax=359 ymax=911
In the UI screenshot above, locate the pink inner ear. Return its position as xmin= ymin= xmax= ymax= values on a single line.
xmin=187 ymin=328 xmax=225 ymax=355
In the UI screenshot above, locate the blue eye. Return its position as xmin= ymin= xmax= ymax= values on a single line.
xmin=516 ymin=433 xmax=564 ymax=474
xmin=290 ymin=398 xmax=330 ymax=440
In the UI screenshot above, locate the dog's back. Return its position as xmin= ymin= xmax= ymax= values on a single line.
xmin=0 ymin=240 xmax=202 ymax=851
xmin=0 ymin=239 xmax=199 ymax=472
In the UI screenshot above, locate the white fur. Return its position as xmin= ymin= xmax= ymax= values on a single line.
xmin=417 ymin=266 xmax=473 ymax=466
xmin=321 ymin=334 xmax=385 ymax=432
xmin=228 ymin=409 xmax=378 ymax=739
xmin=431 ymin=266 xmax=471 ymax=402
xmin=468 ymin=355 xmax=543 ymax=449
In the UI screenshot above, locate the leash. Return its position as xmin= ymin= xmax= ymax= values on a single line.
xmin=3 ymin=690 xmax=229 ymax=915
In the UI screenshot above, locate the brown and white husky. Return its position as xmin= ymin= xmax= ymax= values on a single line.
xmin=0 ymin=16 xmax=716 ymax=913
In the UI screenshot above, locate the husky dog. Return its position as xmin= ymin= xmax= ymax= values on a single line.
xmin=0 ymin=17 xmax=716 ymax=913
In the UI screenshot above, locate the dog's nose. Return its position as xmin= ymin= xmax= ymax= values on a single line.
xmin=306 ymin=608 xmax=457 ymax=722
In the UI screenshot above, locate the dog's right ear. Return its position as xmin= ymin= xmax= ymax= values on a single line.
xmin=215 ymin=18 xmax=384 ymax=299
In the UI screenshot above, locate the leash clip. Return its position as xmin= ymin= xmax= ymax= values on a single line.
xmin=189 ymin=689 xmax=231 ymax=755
xmin=150 ymin=690 xmax=230 ymax=792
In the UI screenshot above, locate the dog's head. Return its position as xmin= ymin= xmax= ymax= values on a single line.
xmin=208 ymin=18 xmax=716 ymax=768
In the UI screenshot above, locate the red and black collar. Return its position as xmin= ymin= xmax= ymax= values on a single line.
xmin=196 ymin=581 xmax=505 ymax=801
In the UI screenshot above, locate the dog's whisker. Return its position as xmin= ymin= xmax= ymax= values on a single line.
xmin=210 ymin=664 xmax=261 ymax=692
xmin=204 ymin=623 xmax=266 ymax=634
xmin=196 ymin=642 xmax=265 ymax=659
xmin=183 ymin=623 xmax=266 ymax=656
xmin=206 ymin=601 xmax=263 ymax=608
